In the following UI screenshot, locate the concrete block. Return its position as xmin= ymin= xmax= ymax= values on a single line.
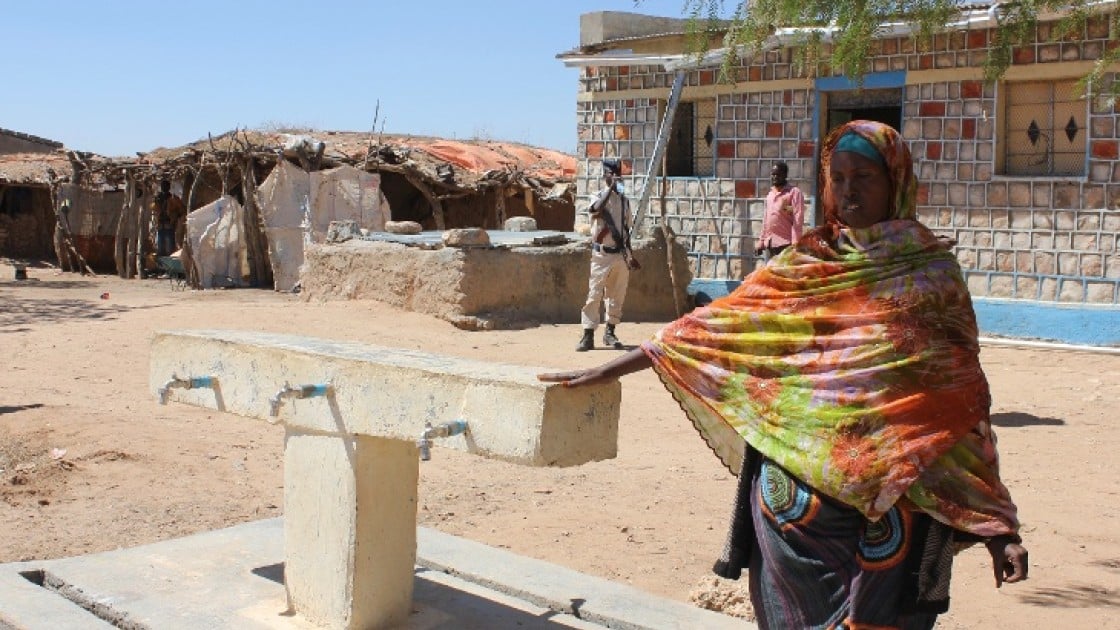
xmin=990 ymin=274 xmax=1014 ymax=297
xmin=1059 ymin=279 xmax=1085 ymax=302
xmin=1087 ymin=282 xmax=1117 ymax=303
xmin=967 ymin=273 xmax=988 ymax=295
xmin=284 ymin=433 xmax=418 ymax=628
xmin=150 ymin=330 xmax=620 ymax=468
xmin=1107 ymin=256 xmax=1120 ymax=280
xmin=1040 ymin=278 xmax=1059 ymax=300
xmin=1016 ymin=277 xmax=1039 ymax=299
xmin=1077 ymin=212 xmax=1102 ymax=230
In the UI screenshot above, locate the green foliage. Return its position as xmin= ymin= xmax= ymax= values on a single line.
xmin=662 ymin=0 xmax=1118 ymax=98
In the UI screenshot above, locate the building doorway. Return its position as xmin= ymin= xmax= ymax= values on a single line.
xmin=824 ymin=87 xmax=903 ymax=134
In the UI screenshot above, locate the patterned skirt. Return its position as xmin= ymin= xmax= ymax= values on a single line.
xmin=714 ymin=449 xmax=955 ymax=630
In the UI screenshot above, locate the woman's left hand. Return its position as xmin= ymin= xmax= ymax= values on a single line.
xmin=986 ymin=535 xmax=1028 ymax=587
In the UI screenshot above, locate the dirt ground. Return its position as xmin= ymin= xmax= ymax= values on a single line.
xmin=1 ymin=263 xmax=1118 ymax=629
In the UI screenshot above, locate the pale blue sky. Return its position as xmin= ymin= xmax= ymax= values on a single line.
xmin=2 ymin=1 xmax=689 ymax=157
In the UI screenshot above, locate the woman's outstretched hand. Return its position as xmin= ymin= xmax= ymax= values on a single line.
xmin=538 ymin=367 xmax=612 ymax=388
xmin=537 ymin=347 xmax=654 ymax=388
xmin=986 ymin=535 xmax=1028 ymax=587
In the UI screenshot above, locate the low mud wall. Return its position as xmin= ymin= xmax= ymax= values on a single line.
xmin=301 ymin=231 xmax=692 ymax=330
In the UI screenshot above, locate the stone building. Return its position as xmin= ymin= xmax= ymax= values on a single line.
xmin=0 ymin=127 xmax=62 ymax=156
xmin=559 ymin=9 xmax=1120 ymax=307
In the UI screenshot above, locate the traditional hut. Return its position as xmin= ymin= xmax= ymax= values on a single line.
xmin=95 ymin=130 xmax=578 ymax=289
xmin=0 ymin=152 xmax=64 ymax=264
xmin=0 ymin=148 xmax=121 ymax=274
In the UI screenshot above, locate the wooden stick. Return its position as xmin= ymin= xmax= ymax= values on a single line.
xmin=135 ymin=175 xmax=151 ymax=278
xmin=658 ymin=155 xmax=684 ymax=317
xmin=47 ymin=177 xmax=97 ymax=276
xmin=114 ymin=176 xmax=133 ymax=277
xmin=241 ymin=155 xmax=272 ymax=287
xmin=363 ymin=100 xmax=381 ymax=170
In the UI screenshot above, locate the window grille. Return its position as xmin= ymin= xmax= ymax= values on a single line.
xmin=666 ymin=99 xmax=716 ymax=177
xmin=1002 ymin=79 xmax=1086 ymax=177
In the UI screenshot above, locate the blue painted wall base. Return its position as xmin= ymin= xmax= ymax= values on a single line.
xmin=686 ymin=279 xmax=1120 ymax=347
xmin=970 ymin=298 xmax=1120 ymax=346
xmin=688 ymin=279 xmax=742 ymax=306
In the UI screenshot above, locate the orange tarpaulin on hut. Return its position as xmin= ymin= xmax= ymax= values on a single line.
xmin=410 ymin=141 xmax=576 ymax=181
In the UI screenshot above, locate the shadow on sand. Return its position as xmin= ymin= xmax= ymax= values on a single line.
xmin=1018 ymin=583 xmax=1120 ymax=609
xmin=989 ymin=412 xmax=1065 ymax=428
xmin=0 ymin=294 xmax=167 ymax=329
xmin=0 ymin=279 xmax=98 ymax=291
xmin=0 ymin=404 xmax=45 ymax=416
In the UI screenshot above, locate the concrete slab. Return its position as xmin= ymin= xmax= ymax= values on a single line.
xmin=0 ymin=519 xmax=755 ymax=630
xmin=0 ymin=561 xmax=116 ymax=630
xmin=150 ymin=330 xmax=621 ymax=467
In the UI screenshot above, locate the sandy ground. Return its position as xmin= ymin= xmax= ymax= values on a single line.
xmin=1 ymin=264 xmax=1118 ymax=629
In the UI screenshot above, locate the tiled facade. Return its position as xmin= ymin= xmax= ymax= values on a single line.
xmin=573 ymin=15 xmax=1120 ymax=304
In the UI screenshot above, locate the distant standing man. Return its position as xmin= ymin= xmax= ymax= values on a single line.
xmin=577 ymin=158 xmax=637 ymax=352
xmin=756 ymin=162 xmax=805 ymax=259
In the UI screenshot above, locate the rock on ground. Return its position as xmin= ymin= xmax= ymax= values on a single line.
xmin=385 ymin=220 xmax=422 ymax=235
xmin=504 ymin=216 xmax=537 ymax=232
xmin=688 ymin=575 xmax=755 ymax=620
xmin=442 ymin=228 xmax=490 ymax=248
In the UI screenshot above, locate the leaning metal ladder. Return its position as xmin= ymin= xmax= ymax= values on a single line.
xmin=630 ymin=70 xmax=687 ymax=239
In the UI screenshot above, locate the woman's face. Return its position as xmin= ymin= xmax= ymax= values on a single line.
xmin=829 ymin=151 xmax=892 ymax=229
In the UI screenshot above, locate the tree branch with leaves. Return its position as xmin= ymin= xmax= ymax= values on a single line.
xmin=669 ymin=0 xmax=1118 ymax=99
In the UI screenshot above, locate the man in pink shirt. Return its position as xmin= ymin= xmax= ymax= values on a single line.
xmin=756 ymin=162 xmax=805 ymax=259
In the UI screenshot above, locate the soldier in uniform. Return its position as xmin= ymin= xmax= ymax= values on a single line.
xmin=577 ymin=158 xmax=637 ymax=351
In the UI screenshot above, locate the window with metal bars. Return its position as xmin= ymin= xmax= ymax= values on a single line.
xmin=665 ymin=99 xmax=716 ymax=177
xmin=1001 ymin=79 xmax=1086 ymax=177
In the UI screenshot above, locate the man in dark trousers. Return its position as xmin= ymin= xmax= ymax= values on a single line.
xmin=577 ymin=158 xmax=636 ymax=351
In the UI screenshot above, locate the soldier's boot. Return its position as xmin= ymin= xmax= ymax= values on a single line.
xmin=576 ymin=328 xmax=595 ymax=352
xmin=603 ymin=324 xmax=622 ymax=349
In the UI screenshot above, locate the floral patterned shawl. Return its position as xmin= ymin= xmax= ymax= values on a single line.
xmin=642 ymin=121 xmax=1019 ymax=536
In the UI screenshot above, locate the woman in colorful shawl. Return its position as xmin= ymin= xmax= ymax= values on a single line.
xmin=540 ymin=120 xmax=1028 ymax=629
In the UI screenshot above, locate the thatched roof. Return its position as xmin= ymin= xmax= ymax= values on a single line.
xmin=125 ymin=130 xmax=576 ymax=189
xmin=0 ymin=151 xmax=71 ymax=187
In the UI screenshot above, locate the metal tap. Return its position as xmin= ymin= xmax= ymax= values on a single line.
xmin=417 ymin=419 xmax=468 ymax=461
xmin=158 ymin=375 xmax=214 ymax=405
xmin=269 ymin=382 xmax=331 ymax=418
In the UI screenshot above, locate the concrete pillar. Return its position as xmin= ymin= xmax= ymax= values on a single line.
xmin=284 ymin=432 xmax=418 ymax=629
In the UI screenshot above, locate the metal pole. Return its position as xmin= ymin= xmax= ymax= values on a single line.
xmin=630 ymin=71 xmax=687 ymax=238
